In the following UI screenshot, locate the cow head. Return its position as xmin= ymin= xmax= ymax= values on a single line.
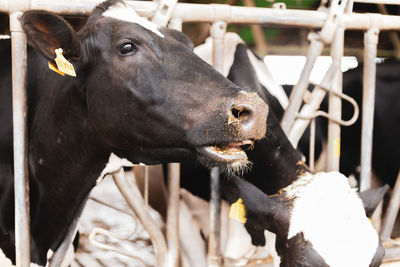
xmin=223 ymin=173 xmax=387 ymax=267
xmin=21 ymin=0 xmax=268 ymax=171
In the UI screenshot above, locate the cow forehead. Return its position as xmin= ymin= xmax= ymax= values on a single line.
xmin=286 ymin=172 xmax=379 ymax=267
xmin=102 ymin=1 xmax=164 ymax=38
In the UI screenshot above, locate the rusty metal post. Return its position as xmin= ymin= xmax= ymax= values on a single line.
xmin=166 ymin=163 xmax=180 ymax=267
xmin=9 ymin=3 xmax=30 ymax=265
xmin=207 ymin=20 xmax=226 ymax=267
xmin=380 ymin=171 xmax=400 ymax=241
xmin=360 ymin=22 xmax=379 ymax=192
xmin=326 ymin=25 xmax=345 ymax=171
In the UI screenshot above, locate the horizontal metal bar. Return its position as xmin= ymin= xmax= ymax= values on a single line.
xmin=1 ymin=1 xmax=400 ymax=30
xmin=355 ymin=0 xmax=400 ymax=4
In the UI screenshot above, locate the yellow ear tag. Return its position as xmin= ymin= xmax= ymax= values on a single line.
xmin=48 ymin=61 xmax=65 ymax=76
xmin=229 ymin=198 xmax=247 ymax=224
xmin=54 ymin=48 xmax=76 ymax=77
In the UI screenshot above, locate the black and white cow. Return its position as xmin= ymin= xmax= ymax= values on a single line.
xmin=0 ymin=1 xmax=269 ymax=265
xmin=177 ymin=34 xmax=387 ymax=266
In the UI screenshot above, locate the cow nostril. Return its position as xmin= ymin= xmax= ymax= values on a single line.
xmin=231 ymin=106 xmax=252 ymax=121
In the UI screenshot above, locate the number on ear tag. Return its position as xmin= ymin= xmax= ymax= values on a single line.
xmin=229 ymin=198 xmax=247 ymax=223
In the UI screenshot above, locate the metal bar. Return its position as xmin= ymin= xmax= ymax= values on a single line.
xmin=10 ymin=10 xmax=30 ymax=267
xmin=287 ymin=62 xmax=338 ymax=147
xmin=377 ymin=4 xmax=400 ymax=59
xmin=207 ymin=21 xmax=225 ymax=267
xmin=48 ymin=196 xmax=89 ymax=267
xmin=208 ymin=167 xmax=222 ymax=267
xmin=380 ymin=170 xmax=400 ymax=241
xmin=360 ymin=25 xmax=379 ymax=192
xmin=168 ymin=17 xmax=182 ymax=31
xmin=166 ymin=163 xmax=180 ymax=267
xmin=144 ymin=166 xmax=149 ymax=206
xmin=242 ymin=0 xmax=268 ymax=55
xmin=326 ymin=25 xmax=345 ymax=171
xmin=113 ymin=168 xmax=168 ymax=267
xmin=355 ymin=0 xmax=400 ymax=4
xmin=151 ymin=0 xmax=177 ymax=27
xmin=1 ymin=1 xmax=400 ymax=30
xmin=281 ymin=39 xmax=324 ymax=134
xmin=281 ymin=0 xmax=347 ymax=134
xmin=309 ymin=118 xmax=315 ymax=172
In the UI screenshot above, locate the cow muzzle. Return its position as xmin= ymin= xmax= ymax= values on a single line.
xmin=197 ymin=91 xmax=268 ymax=169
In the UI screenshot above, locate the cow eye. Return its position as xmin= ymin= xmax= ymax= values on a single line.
xmin=118 ymin=42 xmax=137 ymax=56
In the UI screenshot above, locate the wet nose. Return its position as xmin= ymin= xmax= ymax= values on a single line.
xmin=229 ymin=91 xmax=268 ymax=139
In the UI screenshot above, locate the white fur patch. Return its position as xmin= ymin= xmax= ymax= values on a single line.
xmin=102 ymin=1 xmax=164 ymax=38
xmin=286 ymin=172 xmax=379 ymax=267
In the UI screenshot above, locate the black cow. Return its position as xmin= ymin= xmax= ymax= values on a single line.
xmin=178 ymin=39 xmax=386 ymax=266
xmin=337 ymin=61 xmax=400 ymax=187
xmin=0 ymin=1 xmax=269 ymax=265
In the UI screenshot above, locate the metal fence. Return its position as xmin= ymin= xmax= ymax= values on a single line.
xmin=1 ymin=0 xmax=400 ymax=266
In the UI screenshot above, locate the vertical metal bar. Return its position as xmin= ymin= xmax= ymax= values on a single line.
xmin=360 ymin=26 xmax=379 ymax=192
xmin=208 ymin=21 xmax=226 ymax=267
xmin=326 ymin=24 xmax=344 ymax=171
xmin=380 ymin=171 xmax=400 ymax=241
xmin=166 ymin=163 xmax=180 ymax=267
xmin=168 ymin=17 xmax=182 ymax=31
xmin=208 ymin=167 xmax=222 ymax=267
xmin=10 ymin=11 xmax=30 ymax=267
xmin=144 ymin=166 xmax=149 ymax=206
xmin=309 ymin=118 xmax=315 ymax=172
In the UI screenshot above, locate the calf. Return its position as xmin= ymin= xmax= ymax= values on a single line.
xmin=0 ymin=1 xmax=269 ymax=265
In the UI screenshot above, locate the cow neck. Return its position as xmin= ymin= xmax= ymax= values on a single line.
xmin=243 ymin=111 xmax=308 ymax=195
xmin=27 ymin=49 xmax=110 ymax=263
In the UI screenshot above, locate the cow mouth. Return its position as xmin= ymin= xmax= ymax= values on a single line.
xmin=197 ymin=140 xmax=254 ymax=163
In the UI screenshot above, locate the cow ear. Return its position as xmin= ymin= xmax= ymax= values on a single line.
xmin=359 ymin=184 xmax=389 ymax=217
xmin=21 ymin=10 xmax=81 ymax=61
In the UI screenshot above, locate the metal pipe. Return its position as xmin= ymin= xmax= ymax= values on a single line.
xmin=10 ymin=10 xmax=30 ymax=267
xmin=48 ymin=196 xmax=89 ymax=267
xmin=281 ymin=39 xmax=324 ymax=134
xmin=207 ymin=21 xmax=225 ymax=267
xmin=326 ymin=24 xmax=345 ymax=171
xmin=1 ymin=1 xmax=400 ymax=30
xmin=287 ymin=62 xmax=338 ymax=147
xmin=168 ymin=17 xmax=182 ymax=31
xmin=166 ymin=163 xmax=180 ymax=267
xmin=354 ymin=0 xmax=400 ymax=4
xmin=360 ymin=25 xmax=379 ymax=192
xmin=309 ymin=118 xmax=315 ymax=172
xmin=208 ymin=167 xmax=222 ymax=267
xmin=113 ymin=168 xmax=168 ymax=267
xmin=380 ymin=171 xmax=400 ymax=241
xmin=281 ymin=0 xmax=347 ymax=134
